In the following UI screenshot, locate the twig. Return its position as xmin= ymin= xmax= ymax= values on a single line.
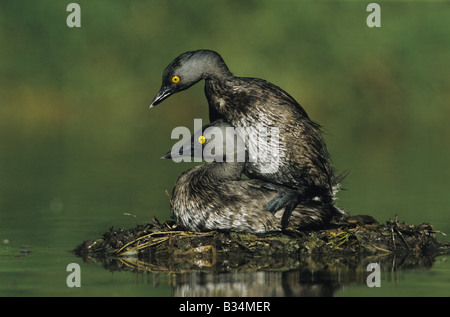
xmin=165 ymin=190 xmax=173 ymax=207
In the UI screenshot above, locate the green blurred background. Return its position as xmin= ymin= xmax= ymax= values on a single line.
xmin=0 ymin=0 xmax=449 ymax=296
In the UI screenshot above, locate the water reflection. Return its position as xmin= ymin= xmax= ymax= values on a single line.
xmin=77 ymin=250 xmax=443 ymax=297
xmin=172 ymin=271 xmax=336 ymax=297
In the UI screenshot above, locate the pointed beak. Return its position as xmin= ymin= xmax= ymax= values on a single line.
xmin=150 ymin=86 xmax=174 ymax=108
xmin=161 ymin=149 xmax=175 ymax=159
xmin=161 ymin=146 xmax=187 ymax=160
xmin=161 ymin=141 xmax=201 ymax=160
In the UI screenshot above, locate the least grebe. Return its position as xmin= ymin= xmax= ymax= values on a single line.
xmin=163 ymin=119 xmax=344 ymax=233
xmin=151 ymin=50 xmax=342 ymax=228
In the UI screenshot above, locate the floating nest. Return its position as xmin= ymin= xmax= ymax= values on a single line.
xmin=74 ymin=214 xmax=450 ymax=274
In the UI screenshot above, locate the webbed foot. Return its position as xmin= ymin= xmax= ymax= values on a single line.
xmin=263 ymin=185 xmax=303 ymax=230
xmin=264 ymin=184 xmax=332 ymax=230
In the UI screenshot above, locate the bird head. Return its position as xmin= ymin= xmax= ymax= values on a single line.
xmin=162 ymin=119 xmax=246 ymax=163
xmin=150 ymin=49 xmax=231 ymax=107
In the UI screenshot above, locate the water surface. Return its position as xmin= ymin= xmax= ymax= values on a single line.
xmin=1 ymin=0 xmax=449 ymax=297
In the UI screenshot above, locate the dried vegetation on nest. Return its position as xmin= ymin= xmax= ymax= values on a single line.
xmin=74 ymin=215 xmax=449 ymax=273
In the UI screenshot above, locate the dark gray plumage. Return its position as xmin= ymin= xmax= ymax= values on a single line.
xmin=152 ymin=49 xmax=345 ymax=228
xmin=163 ymin=120 xmax=344 ymax=233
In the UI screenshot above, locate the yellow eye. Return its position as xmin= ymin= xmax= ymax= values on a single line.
xmin=198 ymin=135 xmax=206 ymax=144
xmin=171 ymin=75 xmax=180 ymax=83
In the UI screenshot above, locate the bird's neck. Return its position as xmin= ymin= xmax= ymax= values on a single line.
xmin=201 ymin=56 xmax=233 ymax=80
xmin=197 ymin=161 xmax=244 ymax=184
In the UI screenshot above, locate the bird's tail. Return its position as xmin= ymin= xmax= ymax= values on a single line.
xmin=331 ymin=169 xmax=351 ymax=200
